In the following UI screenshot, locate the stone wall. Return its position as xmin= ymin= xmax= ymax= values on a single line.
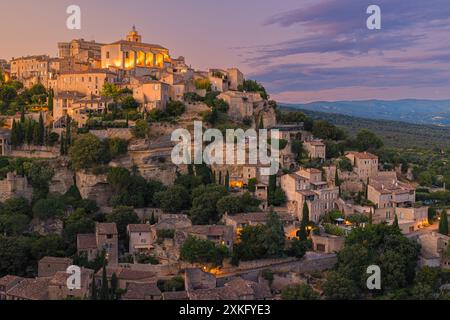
xmin=0 ymin=172 xmax=33 ymax=202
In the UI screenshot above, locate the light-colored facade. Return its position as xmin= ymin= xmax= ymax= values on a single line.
xmin=346 ymin=151 xmax=379 ymax=181
xmin=127 ymin=224 xmax=153 ymax=255
xmin=133 ymin=80 xmax=170 ymax=111
xmin=55 ymin=70 xmax=118 ymax=96
xmin=101 ymin=27 xmax=170 ymax=71
xmin=304 ymin=140 xmax=326 ymax=160
xmin=281 ymin=168 xmax=339 ymax=223
xmin=10 ymin=55 xmax=56 ymax=88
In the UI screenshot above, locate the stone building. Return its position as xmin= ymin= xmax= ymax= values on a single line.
xmin=127 ymin=224 xmax=153 ymax=255
xmin=345 ymin=151 xmax=379 ymax=181
xmin=0 ymin=171 xmax=33 ymax=202
xmin=48 ymin=268 xmax=94 ymax=300
xmin=101 ymin=27 xmax=171 ymax=71
xmin=10 ymin=55 xmax=56 ymax=88
xmin=38 ymin=256 xmax=73 ymax=278
xmin=281 ymin=168 xmax=339 ymax=223
xmin=76 ymin=222 xmax=119 ymax=265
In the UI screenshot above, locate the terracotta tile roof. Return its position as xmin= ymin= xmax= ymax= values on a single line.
xmin=6 ymin=278 xmax=50 ymax=300
xmin=162 ymin=291 xmax=188 ymax=300
xmin=110 ymin=40 xmax=167 ymax=50
xmin=77 ymin=234 xmax=97 ymax=250
xmin=39 ymin=256 xmax=73 ymax=265
xmin=0 ymin=275 xmax=24 ymax=287
xmin=96 ymin=222 xmax=117 ymax=235
xmin=128 ymin=224 xmax=152 ymax=233
xmin=186 ymin=225 xmax=233 ymax=237
xmin=226 ymin=212 xmax=296 ymax=224
xmin=224 ymin=278 xmax=254 ymax=296
xmin=122 ymin=282 xmax=161 ymax=300
xmin=49 ymin=268 xmax=94 ymax=286
xmin=347 ymin=151 xmax=378 ymax=160
xmin=95 ymin=267 xmax=155 ymax=281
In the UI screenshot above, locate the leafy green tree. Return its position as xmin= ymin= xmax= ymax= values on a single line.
xmin=439 ymin=210 xmax=449 ymax=235
xmin=428 ymin=207 xmax=437 ymax=224
xmin=247 ymin=178 xmax=257 ymax=193
xmin=355 ymin=129 xmax=383 ymax=151
xmin=190 ymin=185 xmax=228 ymax=225
xmin=155 ymin=185 xmax=190 ymax=213
xmin=120 ymin=96 xmax=139 ymax=110
xmin=69 ymin=134 xmax=104 ymax=170
xmin=268 ymin=188 xmax=286 ymax=206
xmin=323 ymin=271 xmax=360 ymax=300
xmin=132 ymin=119 xmax=149 ymax=139
xmin=106 ymin=206 xmax=139 ymax=241
xmin=216 ymin=195 xmax=243 ymax=215
xmin=287 ymin=238 xmax=310 ymax=259
xmin=180 ymin=236 xmax=229 ymax=267
xmin=262 ymin=210 xmax=286 ymax=258
xmin=32 ymin=198 xmax=65 ymax=220
xmin=166 ymin=101 xmax=186 ymax=117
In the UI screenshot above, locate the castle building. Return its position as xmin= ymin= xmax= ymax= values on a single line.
xmin=101 ymin=26 xmax=171 ymax=71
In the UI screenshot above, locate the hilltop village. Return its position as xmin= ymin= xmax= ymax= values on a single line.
xmin=0 ymin=28 xmax=449 ymax=301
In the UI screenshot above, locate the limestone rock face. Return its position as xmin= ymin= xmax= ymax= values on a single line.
xmin=254 ymin=102 xmax=277 ymax=129
xmin=75 ymin=171 xmax=113 ymax=207
xmin=49 ymin=167 xmax=74 ymax=195
xmin=31 ymin=218 xmax=64 ymax=236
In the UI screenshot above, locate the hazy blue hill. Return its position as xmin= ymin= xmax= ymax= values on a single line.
xmin=280 ymin=106 xmax=450 ymax=149
xmin=283 ymin=99 xmax=450 ymax=126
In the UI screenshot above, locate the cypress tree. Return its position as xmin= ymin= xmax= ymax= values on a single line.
xmin=11 ymin=120 xmax=19 ymax=147
xmin=369 ymin=211 xmax=373 ymax=225
xmin=299 ymin=202 xmax=310 ymax=241
xmin=365 ymin=178 xmax=369 ymax=200
xmin=258 ymin=115 xmax=264 ymax=130
xmin=219 ymin=171 xmax=222 ymax=185
xmin=149 ymin=212 xmax=156 ymax=225
xmin=225 ymin=171 xmax=230 ymax=191
xmin=100 ymin=266 xmax=109 ymax=300
xmin=393 ymin=213 xmax=400 ymax=231
xmin=439 ymin=210 xmax=449 ymax=236
xmin=32 ymin=123 xmax=40 ymax=146
xmin=20 ymin=108 xmax=25 ymax=124
xmin=24 ymin=120 xmax=32 ymax=145
xmin=110 ymin=272 xmax=118 ymax=300
xmin=91 ymin=279 xmax=97 ymax=300
xmin=38 ymin=112 xmax=45 ymax=145
xmin=335 ymin=168 xmax=341 ymax=197
xmin=60 ymin=132 xmax=65 ymax=155
xmin=188 ymin=164 xmax=194 ymax=175
xmin=66 ymin=116 xmax=72 ymax=146
xmin=48 ymin=89 xmax=54 ymax=111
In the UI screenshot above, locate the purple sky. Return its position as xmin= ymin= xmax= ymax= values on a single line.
xmin=1 ymin=0 xmax=449 ymax=102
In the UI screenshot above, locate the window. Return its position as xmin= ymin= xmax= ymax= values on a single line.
xmin=106 ymin=52 xmax=110 ymax=59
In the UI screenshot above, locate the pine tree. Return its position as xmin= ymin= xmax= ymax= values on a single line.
xmin=225 ymin=171 xmax=230 ymax=191
xmin=299 ymin=202 xmax=310 ymax=241
xmin=110 ymin=272 xmax=118 ymax=300
xmin=100 ymin=266 xmax=109 ymax=300
xmin=38 ymin=112 xmax=45 ymax=145
xmin=439 ymin=210 xmax=449 ymax=236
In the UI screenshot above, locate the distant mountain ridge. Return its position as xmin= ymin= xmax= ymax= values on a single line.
xmin=282 ymin=99 xmax=450 ymax=126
